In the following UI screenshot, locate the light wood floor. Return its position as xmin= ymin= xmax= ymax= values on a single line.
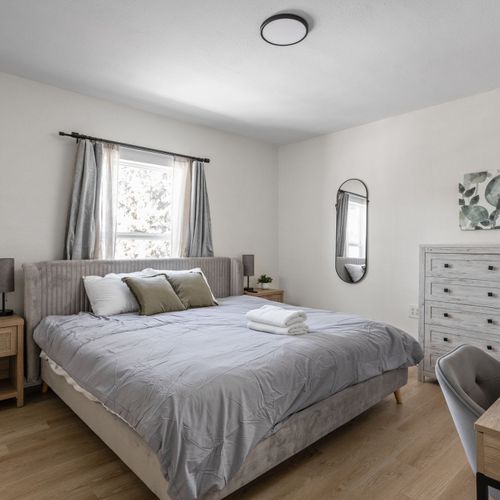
xmin=0 ymin=368 xmax=475 ymax=500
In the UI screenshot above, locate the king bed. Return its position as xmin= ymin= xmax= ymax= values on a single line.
xmin=23 ymin=257 xmax=422 ymax=500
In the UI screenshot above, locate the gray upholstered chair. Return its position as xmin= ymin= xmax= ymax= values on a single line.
xmin=436 ymin=345 xmax=500 ymax=497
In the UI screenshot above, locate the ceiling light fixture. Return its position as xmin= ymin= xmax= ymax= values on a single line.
xmin=260 ymin=13 xmax=309 ymax=46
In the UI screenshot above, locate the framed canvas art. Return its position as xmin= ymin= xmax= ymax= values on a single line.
xmin=459 ymin=170 xmax=500 ymax=230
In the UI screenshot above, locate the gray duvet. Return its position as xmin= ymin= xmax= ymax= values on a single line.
xmin=34 ymin=295 xmax=423 ymax=500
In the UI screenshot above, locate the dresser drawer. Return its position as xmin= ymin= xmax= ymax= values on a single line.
xmin=426 ymin=253 xmax=500 ymax=282
xmin=425 ymin=301 xmax=500 ymax=335
xmin=425 ymin=325 xmax=500 ymax=358
xmin=425 ymin=278 xmax=500 ymax=308
xmin=0 ymin=326 xmax=17 ymax=356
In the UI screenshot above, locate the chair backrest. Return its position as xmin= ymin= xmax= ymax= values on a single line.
xmin=436 ymin=344 xmax=500 ymax=472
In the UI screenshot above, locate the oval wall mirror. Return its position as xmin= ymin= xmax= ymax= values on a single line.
xmin=335 ymin=179 xmax=368 ymax=283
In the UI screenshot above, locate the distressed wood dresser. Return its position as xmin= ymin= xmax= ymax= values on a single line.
xmin=419 ymin=245 xmax=500 ymax=381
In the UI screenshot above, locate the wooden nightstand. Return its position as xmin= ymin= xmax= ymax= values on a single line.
xmin=0 ymin=315 xmax=24 ymax=407
xmin=244 ymin=288 xmax=284 ymax=303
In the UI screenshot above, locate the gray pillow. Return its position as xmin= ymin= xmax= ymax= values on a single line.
xmin=122 ymin=274 xmax=186 ymax=315
xmin=167 ymin=272 xmax=218 ymax=308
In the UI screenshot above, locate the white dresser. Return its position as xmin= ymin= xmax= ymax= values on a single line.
xmin=419 ymin=245 xmax=500 ymax=381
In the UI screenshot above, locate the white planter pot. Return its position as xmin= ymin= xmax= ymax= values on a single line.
xmin=260 ymin=283 xmax=271 ymax=289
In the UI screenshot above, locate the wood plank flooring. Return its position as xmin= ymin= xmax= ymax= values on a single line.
xmin=0 ymin=368 xmax=475 ymax=499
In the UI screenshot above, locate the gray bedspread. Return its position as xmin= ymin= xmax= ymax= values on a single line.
xmin=34 ymin=295 xmax=423 ymax=500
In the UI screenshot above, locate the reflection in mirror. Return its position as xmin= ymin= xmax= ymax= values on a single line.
xmin=335 ymin=179 xmax=368 ymax=283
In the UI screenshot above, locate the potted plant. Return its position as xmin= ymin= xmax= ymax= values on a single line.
xmin=257 ymin=274 xmax=273 ymax=289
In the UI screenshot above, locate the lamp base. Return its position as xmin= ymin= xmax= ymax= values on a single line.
xmin=0 ymin=309 xmax=13 ymax=316
xmin=244 ymin=287 xmax=255 ymax=293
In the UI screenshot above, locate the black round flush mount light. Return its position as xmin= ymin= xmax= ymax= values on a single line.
xmin=260 ymin=13 xmax=309 ymax=46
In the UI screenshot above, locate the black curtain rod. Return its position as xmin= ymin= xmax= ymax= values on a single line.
xmin=59 ymin=131 xmax=210 ymax=163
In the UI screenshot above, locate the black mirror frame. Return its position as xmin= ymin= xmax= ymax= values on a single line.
xmin=334 ymin=178 xmax=369 ymax=284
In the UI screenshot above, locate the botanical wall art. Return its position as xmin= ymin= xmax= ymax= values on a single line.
xmin=459 ymin=170 xmax=500 ymax=230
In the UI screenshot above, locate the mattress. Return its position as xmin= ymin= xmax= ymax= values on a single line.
xmin=34 ymin=295 xmax=423 ymax=500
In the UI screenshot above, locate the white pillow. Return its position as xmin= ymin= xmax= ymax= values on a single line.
xmin=142 ymin=267 xmax=218 ymax=303
xmin=83 ymin=275 xmax=139 ymax=316
xmin=345 ymin=264 xmax=366 ymax=283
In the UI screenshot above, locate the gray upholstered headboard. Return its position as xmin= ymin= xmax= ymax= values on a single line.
xmin=23 ymin=257 xmax=243 ymax=384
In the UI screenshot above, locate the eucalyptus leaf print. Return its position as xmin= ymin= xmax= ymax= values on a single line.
xmin=485 ymin=175 xmax=500 ymax=207
xmin=464 ymin=171 xmax=489 ymax=184
xmin=461 ymin=205 xmax=489 ymax=224
xmin=459 ymin=170 xmax=500 ymax=231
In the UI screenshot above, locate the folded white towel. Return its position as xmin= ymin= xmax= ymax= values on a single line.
xmin=247 ymin=320 xmax=309 ymax=336
xmin=245 ymin=305 xmax=307 ymax=328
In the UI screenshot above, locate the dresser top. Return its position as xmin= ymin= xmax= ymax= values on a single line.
xmin=420 ymin=244 xmax=500 ymax=254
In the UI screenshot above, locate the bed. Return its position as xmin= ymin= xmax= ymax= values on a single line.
xmin=23 ymin=257 xmax=423 ymax=500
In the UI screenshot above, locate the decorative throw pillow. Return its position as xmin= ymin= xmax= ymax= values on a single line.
xmin=143 ymin=267 xmax=218 ymax=304
xmin=167 ymin=272 xmax=218 ymax=309
xmin=122 ymin=274 xmax=186 ymax=315
xmin=83 ymin=275 xmax=139 ymax=316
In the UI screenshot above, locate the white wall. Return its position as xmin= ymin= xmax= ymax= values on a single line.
xmin=0 ymin=72 xmax=279 ymax=312
xmin=278 ymin=89 xmax=500 ymax=337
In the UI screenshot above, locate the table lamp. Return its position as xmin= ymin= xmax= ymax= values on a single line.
xmin=242 ymin=254 xmax=255 ymax=292
xmin=0 ymin=258 xmax=14 ymax=316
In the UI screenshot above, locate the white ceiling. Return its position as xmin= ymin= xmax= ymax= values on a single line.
xmin=2 ymin=0 xmax=500 ymax=144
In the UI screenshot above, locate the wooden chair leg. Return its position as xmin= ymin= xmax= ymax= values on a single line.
xmin=42 ymin=382 xmax=49 ymax=394
xmin=394 ymin=389 xmax=402 ymax=404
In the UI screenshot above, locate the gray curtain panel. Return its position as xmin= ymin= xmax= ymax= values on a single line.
xmin=187 ymin=161 xmax=214 ymax=257
xmin=336 ymin=191 xmax=350 ymax=257
xmin=65 ymin=140 xmax=119 ymax=260
xmin=65 ymin=140 xmax=98 ymax=259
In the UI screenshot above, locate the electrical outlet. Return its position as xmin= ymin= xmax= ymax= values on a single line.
xmin=409 ymin=304 xmax=419 ymax=319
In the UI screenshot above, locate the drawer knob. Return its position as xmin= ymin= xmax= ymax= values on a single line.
xmin=488 ymin=318 xmax=494 ymax=324
xmin=443 ymin=313 xmax=449 ymax=318
xmin=487 ymin=345 xmax=493 ymax=351
xmin=443 ymin=337 xmax=449 ymax=342
xmin=488 ymin=292 xmax=494 ymax=297
xmin=489 ymin=265 xmax=495 ymax=271
xmin=444 ymin=263 xmax=450 ymax=268
xmin=443 ymin=288 xmax=450 ymax=293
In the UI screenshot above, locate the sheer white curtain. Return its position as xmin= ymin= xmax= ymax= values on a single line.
xmin=171 ymin=156 xmax=191 ymax=257
xmin=94 ymin=143 xmax=120 ymax=259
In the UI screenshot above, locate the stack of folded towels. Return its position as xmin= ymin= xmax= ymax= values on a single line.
xmin=246 ymin=304 xmax=309 ymax=335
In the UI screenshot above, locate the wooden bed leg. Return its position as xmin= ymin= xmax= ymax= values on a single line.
xmin=42 ymin=382 xmax=49 ymax=394
xmin=394 ymin=389 xmax=402 ymax=404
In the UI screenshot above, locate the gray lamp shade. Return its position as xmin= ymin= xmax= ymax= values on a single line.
xmin=242 ymin=254 xmax=255 ymax=277
xmin=0 ymin=258 xmax=14 ymax=293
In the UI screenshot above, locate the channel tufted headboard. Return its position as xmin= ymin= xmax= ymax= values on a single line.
xmin=23 ymin=257 xmax=243 ymax=384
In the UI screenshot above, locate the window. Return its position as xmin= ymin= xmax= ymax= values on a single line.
xmin=115 ymin=155 xmax=174 ymax=259
xmin=345 ymin=195 xmax=366 ymax=258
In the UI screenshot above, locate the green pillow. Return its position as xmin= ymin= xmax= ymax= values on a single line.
xmin=167 ymin=272 xmax=218 ymax=309
xmin=122 ymin=274 xmax=186 ymax=315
